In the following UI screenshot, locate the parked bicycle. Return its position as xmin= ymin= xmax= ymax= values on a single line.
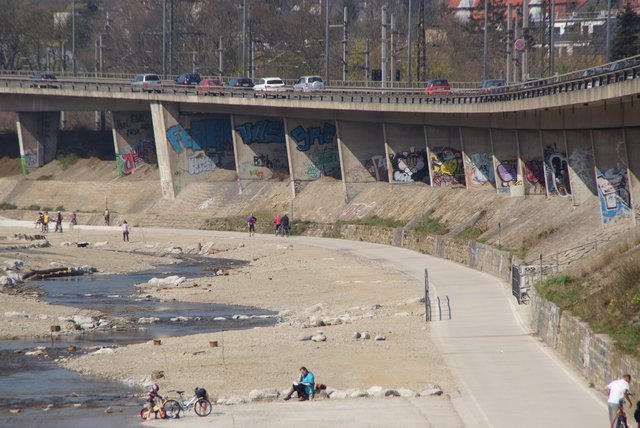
xmin=139 ymin=396 xmax=167 ymax=420
xmin=163 ymin=388 xmax=212 ymax=418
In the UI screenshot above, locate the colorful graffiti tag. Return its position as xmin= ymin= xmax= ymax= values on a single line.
xmin=524 ymin=159 xmax=546 ymax=194
xmin=464 ymin=152 xmax=494 ymax=188
xmin=289 ymin=122 xmax=336 ymax=152
xmin=496 ymin=160 xmax=520 ymax=191
xmin=389 ymin=148 xmax=429 ymax=183
xmin=543 ymin=145 xmax=571 ymax=197
xmin=365 ymin=155 xmax=388 ymax=181
xmin=187 ymin=151 xmax=217 ymax=175
xmin=234 ymin=120 xmax=285 ymax=145
xmin=431 ymin=147 xmax=465 ymax=186
xmin=596 ymin=167 xmax=633 ymax=227
xmin=167 ymin=124 xmax=198 ymax=153
xmin=118 ymin=139 xmax=156 ymax=175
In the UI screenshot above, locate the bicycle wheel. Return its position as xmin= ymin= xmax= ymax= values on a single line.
xmin=139 ymin=408 xmax=149 ymax=420
xmin=158 ymin=408 xmax=167 ymax=419
xmin=194 ymin=398 xmax=212 ymax=416
xmin=163 ymin=399 xmax=182 ymax=419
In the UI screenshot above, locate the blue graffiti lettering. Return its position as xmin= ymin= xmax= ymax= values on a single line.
xmin=167 ymin=124 xmax=198 ymax=153
xmin=289 ymin=122 xmax=337 ymax=152
xmin=235 ymin=120 xmax=285 ymax=145
xmin=190 ymin=117 xmax=232 ymax=152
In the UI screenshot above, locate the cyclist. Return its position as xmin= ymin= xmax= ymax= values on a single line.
xmin=145 ymin=383 xmax=163 ymax=420
xmin=607 ymin=374 xmax=632 ymax=426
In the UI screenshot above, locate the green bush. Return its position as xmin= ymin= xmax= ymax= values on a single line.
xmin=36 ymin=175 xmax=54 ymax=181
xmin=57 ymin=152 xmax=79 ymax=169
xmin=0 ymin=202 xmax=17 ymax=210
xmin=336 ymin=215 xmax=404 ymax=228
xmin=413 ymin=217 xmax=449 ymax=235
xmin=55 ymin=205 xmax=65 ymax=212
xmin=26 ymin=204 xmax=41 ymax=211
xmin=455 ymin=226 xmax=481 ymax=241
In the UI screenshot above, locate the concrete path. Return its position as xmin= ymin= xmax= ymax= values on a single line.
xmin=0 ymin=222 xmax=609 ymax=427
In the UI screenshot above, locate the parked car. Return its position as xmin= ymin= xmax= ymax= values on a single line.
xmin=174 ymin=72 xmax=201 ymax=86
xmin=225 ymin=77 xmax=254 ymax=89
xmin=196 ymin=78 xmax=224 ymax=95
xmin=131 ymin=73 xmax=162 ymax=93
xmin=293 ymin=75 xmax=325 ymax=92
xmin=29 ymin=73 xmax=58 ymax=88
xmin=424 ymin=79 xmax=451 ymax=95
xmin=253 ymin=77 xmax=287 ymax=96
xmin=522 ymin=77 xmax=545 ymax=89
xmin=480 ymin=79 xmax=506 ymax=94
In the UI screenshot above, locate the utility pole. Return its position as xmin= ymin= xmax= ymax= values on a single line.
xmin=72 ymin=0 xmax=76 ymax=77
xmin=381 ymin=5 xmax=388 ymax=88
xmin=522 ymin=0 xmax=529 ymax=80
xmin=408 ymin=0 xmax=413 ymax=86
xmin=325 ymin=0 xmax=329 ymax=82
xmin=416 ymin=0 xmax=426 ymax=82
xmin=218 ymin=37 xmax=223 ymax=76
xmin=483 ymin=0 xmax=488 ymax=81
xmin=506 ymin=3 xmax=512 ymax=84
xmin=162 ymin=0 xmax=166 ymax=78
xmin=365 ymin=39 xmax=370 ymax=84
xmin=390 ymin=13 xmax=396 ymax=87
xmin=242 ymin=0 xmax=247 ymax=76
xmin=606 ymin=0 xmax=612 ymax=60
xmin=342 ymin=6 xmax=348 ymax=81
xmin=550 ymin=0 xmax=555 ymax=75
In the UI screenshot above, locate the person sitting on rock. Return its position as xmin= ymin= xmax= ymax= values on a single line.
xmin=283 ymin=366 xmax=315 ymax=401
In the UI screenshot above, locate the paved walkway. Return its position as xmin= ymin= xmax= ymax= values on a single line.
xmin=0 ymin=222 xmax=609 ymax=427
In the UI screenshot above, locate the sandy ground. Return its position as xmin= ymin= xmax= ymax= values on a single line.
xmin=0 ymin=224 xmax=454 ymax=404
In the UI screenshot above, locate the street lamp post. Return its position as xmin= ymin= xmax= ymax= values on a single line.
xmin=483 ymin=0 xmax=488 ymax=81
xmin=72 ymin=0 xmax=76 ymax=77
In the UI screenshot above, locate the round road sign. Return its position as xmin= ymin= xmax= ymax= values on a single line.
xmin=514 ymin=38 xmax=525 ymax=52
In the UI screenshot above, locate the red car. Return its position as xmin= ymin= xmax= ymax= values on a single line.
xmin=196 ymin=78 xmax=224 ymax=95
xmin=424 ymin=79 xmax=451 ymax=95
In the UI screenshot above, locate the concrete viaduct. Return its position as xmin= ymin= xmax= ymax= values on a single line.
xmin=2 ymin=75 xmax=640 ymax=229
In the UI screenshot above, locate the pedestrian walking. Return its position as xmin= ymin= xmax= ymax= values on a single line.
xmin=42 ymin=211 xmax=50 ymax=233
xmin=247 ymin=213 xmax=257 ymax=237
xmin=606 ymin=374 xmax=632 ymax=426
xmin=54 ymin=211 xmax=63 ymax=233
xmin=273 ymin=214 xmax=282 ymax=236
xmin=104 ymin=208 xmax=110 ymax=226
xmin=122 ymin=220 xmax=130 ymax=242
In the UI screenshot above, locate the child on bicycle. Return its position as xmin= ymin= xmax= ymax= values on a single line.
xmin=145 ymin=384 xmax=163 ymax=420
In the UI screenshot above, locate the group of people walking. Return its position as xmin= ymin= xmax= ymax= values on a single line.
xmin=35 ymin=210 xmax=76 ymax=233
xmin=246 ymin=212 xmax=291 ymax=237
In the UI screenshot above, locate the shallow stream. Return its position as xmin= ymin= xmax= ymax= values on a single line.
xmin=0 ymin=256 xmax=275 ymax=420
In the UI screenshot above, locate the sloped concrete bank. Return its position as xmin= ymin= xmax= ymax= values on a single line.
xmin=298 ymin=223 xmax=639 ymax=394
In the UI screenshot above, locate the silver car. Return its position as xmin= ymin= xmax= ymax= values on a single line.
xmin=293 ymin=76 xmax=325 ymax=92
xmin=131 ymin=73 xmax=162 ymax=93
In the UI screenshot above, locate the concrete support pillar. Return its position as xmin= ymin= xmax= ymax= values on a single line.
xmin=382 ymin=123 xmax=392 ymax=183
xmin=385 ymin=123 xmax=429 ymax=184
xmin=16 ymin=112 xmax=60 ymax=175
xmin=283 ymin=117 xmax=296 ymax=198
xmin=625 ymin=128 xmax=640 ymax=221
xmin=517 ymin=130 xmax=547 ymax=196
xmin=150 ymin=102 xmax=179 ymax=200
xmin=335 ymin=121 xmax=348 ymax=203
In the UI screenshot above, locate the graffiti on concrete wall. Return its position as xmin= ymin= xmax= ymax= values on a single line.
xmin=167 ymin=124 xmax=198 ymax=153
xmin=431 ymin=147 xmax=465 ymax=186
xmin=118 ymin=138 xmax=156 ymax=175
xmin=22 ymin=148 xmax=39 ymax=169
xmin=114 ymin=113 xmax=153 ymax=138
xmin=496 ymin=160 xmax=521 ymax=192
xmin=569 ymin=146 xmax=596 ymax=192
xmin=365 ymin=155 xmax=388 ymax=181
xmin=306 ymin=147 xmax=340 ymax=178
xmin=464 ymin=152 xmax=494 ymax=188
xmin=190 ymin=117 xmax=234 ymax=168
xmin=543 ymin=145 xmax=571 ymax=197
xmin=389 ymin=147 xmax=429 ymax=183
xmin=340 ymin=202 xmax=377 ymax=220
xmin=524 ymin=159 xmax=546 ymax=194
xmin=235 ymin=120 xmax=285 ymax=145
xmin=289 ymin=122 xmax=336 ymax=152
xmin=596 ymin=167 xmax=633 ymax=227
xmin=187 ymin=151 xmax=217 ymax=175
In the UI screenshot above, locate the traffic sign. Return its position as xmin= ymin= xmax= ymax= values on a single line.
xmin=514 ymin=38 xmax=525 ymax=52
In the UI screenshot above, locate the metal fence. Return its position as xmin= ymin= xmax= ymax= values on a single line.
xmin=424 ymin=269 xmax=451 ymax=321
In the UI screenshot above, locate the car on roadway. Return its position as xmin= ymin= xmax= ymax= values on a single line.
xmin=174 ymin=72 xmax=201 ymax=86
xmin=29 ymin=73 xmax=58 ymax=88
xmin=293 ymin=75 xmax=325 ymax=92
xmin=480 ymin=79 xmax=506 ymax=94
xmin=253 ymin=77 xmax=287 ymax=96
xmin=225 ymin=77 xmax=254 ymax=89
xmin=424 ymin=79 xmax=451 ymax=95
xmin=131 ymin=73 xmax=162 ymax=93
xmin=196 ymin=78 xmax=224 ymax=95
xmin=522 ymin=77 xmax=545 ymax=89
